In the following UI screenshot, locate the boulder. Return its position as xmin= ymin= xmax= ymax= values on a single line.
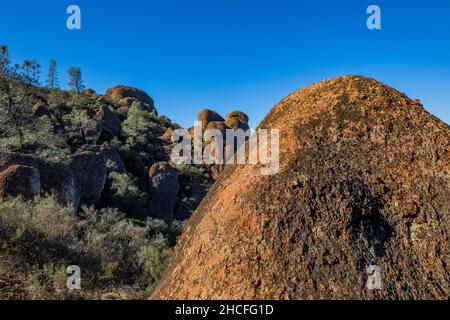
xmin=198 ymin=109 xmax=225 ymax=129
xmin=159 ymin=127 xmax=174 ymax=142
xmin=226 ymin=111 xmax=249 ymax=124
xmin=152 ymin=76 xmax=450 ymax=300
xmin=204 ymin=119 xmax=249 ymax=180
xmin=81 ymin=120 xmax=102 ymax=145
xmin=225 ymin=111 xmax=250 ymax=131
xmin=32 ymin=102 xmax=51 ymax=117
xmin=83 ymin=88 xmax=97 ymax=95
xmin=68 ymin=151 xmax=107 ymax=206
xmin=95 ymin=105 xmax=122 ymax=137
xmin=225 ymin=117 xmax=250 ymax=131
xmin=95 ymin=96 xmax=109 ymax=108
xmin=106 ymin=85 xmax=157 ymax=115
xmin=118 ymin=147 xmax=146 ymax=177
xmin=148 ymin=162 xmax=179 ymax=220
xmin=0 ymin=153 xmax=78 ymax=208
xmin=119 ymin=97 xmax=139 ymax=108
xmin=80 ymin=143 xmax=126 ymax=173
xmin=205 ymin=121 xmax=228 ymax=136
xmin=0 ymin=165 xmax=41 ymax=199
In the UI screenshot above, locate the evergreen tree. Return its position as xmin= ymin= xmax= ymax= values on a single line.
xmin=45 ymin=59 xmax=59 ymax=89
xmin=68 ymin=66 xmax=84 ymax=93
xmin=0 ymin=45 xmax=40 ymax=149
xmin=122 ymin=101 xmax=153 ymax=147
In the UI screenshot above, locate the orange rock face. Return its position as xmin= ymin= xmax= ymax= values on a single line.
xmin=151 ymin=76 xmax=450 ymax=300
xmin=106 ymin=85 xmax=157 ymax=115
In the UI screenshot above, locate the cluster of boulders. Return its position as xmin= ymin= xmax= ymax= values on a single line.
xmin=2 ymin=83 xmax=253 ymax=221
xmin=1 ymin=85 xmax=215 ymax=221
xmin=0 ymin=148 xmax=204 ymax=220
xmin=190 ymin=108 xmax=250 ymax=180
xmin=106 ymin=85 xmax=157 ymax=115
xmin=0 ymin=152 xmax=79 ymax=208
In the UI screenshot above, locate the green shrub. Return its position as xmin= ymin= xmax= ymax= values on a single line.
xmin=122 ymin=102 xmax=168 ymax=147
xmin=176 ymin=164 xmax=209 ymax=183
xmin=0 ymin=116 xmax=71 ymax=161
xmin=122 ymin=102 xmax=154 ymax=147
xmin=107 ymin=172 xmax=149 ymax=218
xmin=0 ymin=196 xmax=182 ymax=299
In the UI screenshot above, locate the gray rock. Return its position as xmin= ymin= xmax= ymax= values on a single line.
xmin=0 ymin=152 xmax=78 ymax=208
xmin=0 ymin=165 xmax=41 ymax=199
xmin=68 ymin=151 xmax=107 ymax=206
xmin=80 ymin=143 xmax=126 ymax=173
xmin=148 ymin=162 xmax=179 ymax=220
xmin=96 ymin=105 xmax=122 ymax=137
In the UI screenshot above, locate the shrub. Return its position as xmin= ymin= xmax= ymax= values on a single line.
xmin=0 ymin=196 xmax=182 ymax=299
xmin=122 ymin=102 xmax=154 ymax=148
xmin=106 ymin=172 xmax=149 ymax=218
xmin=176 ymin=164 xmax=209 ymax=183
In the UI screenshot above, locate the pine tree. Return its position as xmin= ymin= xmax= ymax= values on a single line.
xmin=68 ymin=66 xmax=85 ymax=94
xmin=0 ymin=45 xmax=40 ymax=149
xmin=45 ymin=59 xmax=59 ymax=89
xmin=0 ymin=45 xmax=10 ymax=75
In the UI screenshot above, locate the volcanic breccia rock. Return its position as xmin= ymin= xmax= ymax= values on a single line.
xmin=151 ymin=76 xmax=450 ymax=300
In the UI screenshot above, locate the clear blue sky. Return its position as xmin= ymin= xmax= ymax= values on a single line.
xmin=1 ymin=0 xmax=449 ymax=127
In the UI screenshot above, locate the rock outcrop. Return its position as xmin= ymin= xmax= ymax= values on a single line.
xmin=68 ymin=151 xmax=107 ymax=206
xmin=148 ymin=162 xmax=180 ymax=220
xmin=106 ymin=85 xmax=157 ymax=115
xmin=193 ymin=109 xmax=250 ymax=181
xmin=80 ymin=143 xmax=126 ymax=173
xmin=152 ymin=76 xmax=450 ymax=300
xmin=198 ymin=109 xmax=225 ymax=130
xmin=225 ymin=111 xmax=250 ymax=131
xmin=32 ymin=102 xmax=51 ymax=117
xmin=0 ymin=153 xmax=78 ymax=208
xmin=160 ymin=127 xmax=174 ymax=142
xmin=0 ymin=165 xmax=41 ymax=199
xmin=95 ymin=105 xmax=122 ymax=137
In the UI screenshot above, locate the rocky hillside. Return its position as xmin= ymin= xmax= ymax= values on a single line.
xmin=0 ymin=45 xmax=258 ymax=298
xmin=0 ymin=82 xmax=213 ymax=220
xmin=152 ymin=76 xmax=450 ymax=300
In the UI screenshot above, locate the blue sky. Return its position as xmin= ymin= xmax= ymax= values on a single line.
xmin=1 ymin=0 xmax=449 ymax=127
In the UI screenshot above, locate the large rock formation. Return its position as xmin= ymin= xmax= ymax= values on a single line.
xmin=0 ymin=165 xmax=41 ymax=199
xmin=0 ymin=153 xmax=78 ymax=208
xmin=68 ymin=151 xmax=107 ymax=206
xmin=32 ymin=101 xmax=52 ymax=118
xmin=106 ymin=85 xmax=157 ymax=115
xmin=80 ymin=143 xmax=126 ymax=174
xmin=95 ymin=105 xmax=122 ymax=137
xmin=148 ymin=162 xmax=180 ymax=220
xmin=225 ymin=110 xmax=250 ymax=131
xmin=152 ymin=76 xmax=450 ymax=300
xmin=198 ymin=109 xmax=225 ymax=130
xmin=193 ymin=109 xmax=250 ymax=181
